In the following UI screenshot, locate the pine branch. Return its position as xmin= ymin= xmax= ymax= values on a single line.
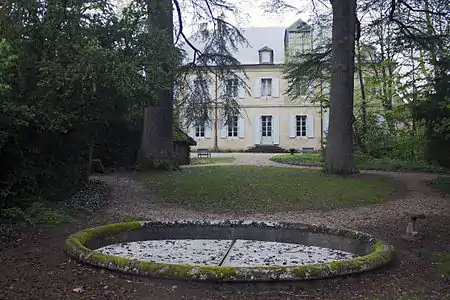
xmin=398 ymin=0 xmax=446 ymax=16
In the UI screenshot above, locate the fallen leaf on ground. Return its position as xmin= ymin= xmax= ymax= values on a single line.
xmin=73 ymin=287 xmax=84 ymax=293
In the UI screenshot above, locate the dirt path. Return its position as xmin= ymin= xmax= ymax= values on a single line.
xmin=1 ymin=154 xmax=449 ymax=300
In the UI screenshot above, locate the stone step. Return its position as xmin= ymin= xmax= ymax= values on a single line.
xmin=245 ymin=145 xmax=289 ymax=153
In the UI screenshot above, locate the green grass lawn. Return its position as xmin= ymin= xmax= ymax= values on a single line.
xmin=190 ymin=156 xmax=236 ymax=165
xmin=432 ymin=252 xmax=450 ymax=278
xmin=270 ymin=153 xmax=449 ymax=173
xmin=142 ymin=166 xmax=396 ymax=213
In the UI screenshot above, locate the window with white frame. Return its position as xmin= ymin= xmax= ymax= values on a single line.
xmin=288 ymin=32 xmax=311 ymax=55
xmin=261 ymin=78 xmax=272 ymax=96
xmin=296 ymin=115 xmax=307 ymax=137
xmin=259 ymin=50 xmax=273 ymax=64
xmin=261 ymin=116 xmax=272 ymax=137
xmin=191 ymin=78 xmax=210 ymax=103
xmin=299 ymin=32 xmax=311 ymax=52
xmin=370 ymin=87 xmax=382 ymax=95
xmin=227 ymin=116 xmax=238 ymax=137
xmin=195 ymin=125 xmax=205 ymax=137
xmin=225 ymin=78 xmax=238 ymax=97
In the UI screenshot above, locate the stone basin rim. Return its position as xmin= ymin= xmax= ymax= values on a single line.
xmin=64 ymin=220 xmax=395 ymax=282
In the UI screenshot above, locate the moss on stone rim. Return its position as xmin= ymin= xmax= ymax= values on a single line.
xmin=64 ymin=220 xmax=395 ymax=282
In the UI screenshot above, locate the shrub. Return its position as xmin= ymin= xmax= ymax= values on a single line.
xmin=0 ymin=202 xmax=70 ymax=235
xmin=0 ymin=126 xmax=91 ymax=210
xmin=428 ymin=176 xmax=450 ymax=196
xmin=271 ymin=153 xmax=449 ymax=173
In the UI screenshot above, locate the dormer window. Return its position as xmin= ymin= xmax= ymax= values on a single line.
xmin=258 ymin=46 xmax=274 ymax=64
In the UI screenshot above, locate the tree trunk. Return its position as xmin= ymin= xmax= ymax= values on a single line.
xmin=410 ymin=47 xmax=417 ymax=161
xmin=140 ymin=0 xmax=176 ymax=170
xmin=214 ymin=73 xmax=219 ymax=152
xmin=324 ymin=0 xmax=358 ymax=175
xmin=356 ymin=20 xmax=367 ymax=140
xmin=320 ymin=85 xmax=324 ymax=150
xmin=352 ymin=114 xmax=366 ymax=154
xmin=141 ymin=106 xmax=175 ymax=169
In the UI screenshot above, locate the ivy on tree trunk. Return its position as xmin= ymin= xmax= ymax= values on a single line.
xmin=324 ymin=0 xmax=358 ymax=175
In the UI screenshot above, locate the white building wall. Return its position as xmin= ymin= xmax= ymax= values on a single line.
xmin=184 ymin=65 xmax=328 ymax=151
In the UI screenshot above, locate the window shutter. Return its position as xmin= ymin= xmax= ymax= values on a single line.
xmin=272 ymin=77 xmax=280 ymax=98
xmin=238 ymin=84 xmax=245 ymax=98
xmin=188 ymin=125 xmax=195 ymax=138
xmin=220 ymin=81 xmax=227 ymax=98
xmin=237 ymin=72 xmax=245 ymax=98
xmin=323 ymin=113 xmax=329 ymax=137
xmin=273 ymin=116 xmax=279 ymax=144
xmin=253 ymin=117 xmax=260 ymax=144
xmin=173 ymin=84 xmax=179 ymax=103
xmin=238 ymin=78 xmax=245 ymax=98
xmin=307 ymin=115 xmax=314 ymax=138
xmin=208 ymin=81 xmax=213 ymax=98
xmin=253 ymin=79 xmax=261 ymax=98
xmin=308 ymin=82 xmax=315 ymax=96
xmin=289 ymin=115 xmax=296 ymax=138
xmin=238 ymin=116 xmax=245 ymax=138
xmin=205 ymin=122 xmax=212 ymax=138
xmin=188 ymin=79 xmax=195 ymax=95
xmin=322 ymin=84 xmax=330 ymax=95
xmin=220 ymin=117 xmax=227 ymax=138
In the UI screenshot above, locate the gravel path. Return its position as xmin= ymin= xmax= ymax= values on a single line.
xmin=2 ymin=153 xmax=449 ymax=300
xmin=102 ymin=153 xmax=450 ymax=232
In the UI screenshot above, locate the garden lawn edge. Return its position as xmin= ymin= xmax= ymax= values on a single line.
xmin=270 ymin=155 xmax=450 ymax=174
xmin=64 ymin=220 xmax=395 ymax=282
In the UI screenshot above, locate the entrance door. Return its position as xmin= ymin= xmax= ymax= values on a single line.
xmin=261 ymin=115 xmax=273 ymax=145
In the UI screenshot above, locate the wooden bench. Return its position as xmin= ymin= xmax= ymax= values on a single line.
xmin=301 ymin=147 xmax=315 ymax=154
xmin=197 ymin=148 xmax=212 ymax=158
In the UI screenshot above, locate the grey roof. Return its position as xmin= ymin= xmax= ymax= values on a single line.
xmin=182 ymin=26 xmax=287 ymax=65
xmin=258 ymin=46 xmax=273 ymax=52
xmin=286 ymin=19 xmax=311 ymax=32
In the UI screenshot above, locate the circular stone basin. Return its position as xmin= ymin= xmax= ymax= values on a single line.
xmin=65 ymin=220 xmax=395 ymax=281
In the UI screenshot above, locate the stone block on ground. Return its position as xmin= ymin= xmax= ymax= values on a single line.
xmin=91 ymin=159 xmax=105 ymax=174
xmin=402 ymin=211 xmax=426 ymax=240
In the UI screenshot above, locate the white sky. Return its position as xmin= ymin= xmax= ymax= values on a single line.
xmin=216 ymin=0 xmax=310 ymax=28
xmin=114 ymin=0 xmax=312 ymax=35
